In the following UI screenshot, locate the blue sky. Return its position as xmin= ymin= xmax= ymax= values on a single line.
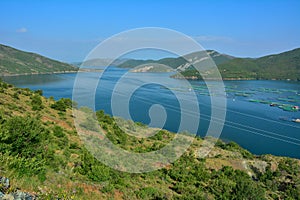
xmin=0 ymin=0 xmax=300 ymax=62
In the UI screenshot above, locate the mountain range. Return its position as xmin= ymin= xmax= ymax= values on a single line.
xmin=118 ymin=48 xmax=300 ymax=80
xmin=1 ymin=43 xmax=299 ymax=80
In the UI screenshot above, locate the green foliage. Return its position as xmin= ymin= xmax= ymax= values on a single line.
xmin=69 ymin=142 xmax=80 ymax=149
xmin=0 ymin=116 xmax=51 ymax=178
xmin=1 ymin=154 xmax=46 ymax=178
xmin=76 ymin=150 xmax=111 ymax=182
xmin=216 ymin=141 xmax=254 ymax=159
xmin=51 ymin=98 xmax=73 ymax=112
xmin=53 ymin=125 xmax=65 ymax=138
xmin=209 ymin=166 xmax=266 ymax=200
xmin=0 ymin=79 xmax=8 ymax=89
xmin=278 ymin=158 xmax=300 ymax=175
xmin=135 ymin=187 xmax=165 ymax=199
xmin=96 ymin=110 xmax=128 ymax=146
xmin=12 ymin=92 xmax=19 ymax=99
xmin=31 ymin=94 xmax=43 ymax=111
xmin=34 ymin=89 xmax=43 ymax=96
xmin=0 ymin=116 xmax=48 ymax=158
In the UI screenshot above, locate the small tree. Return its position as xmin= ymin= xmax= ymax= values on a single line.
xmin=31 ymin=94 xmax=43 ymax=111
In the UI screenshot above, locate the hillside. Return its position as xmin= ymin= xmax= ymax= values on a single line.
xmin=130 ymin=63 xmax=175 ymax=73
xmin=74 ymin=58 xmax=129 ymax=67
xmin=118 ymin=50 xmax=234 ymax=72
xmin=214 ymin=48 xmax=300 ymax=80
xmin=118 ymin=48 xmax=300 ymax=80
xmin=179 ymin=48 xmax=300 ymax=80
xmin=0 ymin=80 xmax=300 ymax=199
xmin=0 ymin=44 xmax=78 ymax=76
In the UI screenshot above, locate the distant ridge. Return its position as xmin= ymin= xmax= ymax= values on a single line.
xmin=0 ymin=44 xmax=78 ymax=76
xmin=2 ymin=44 xmax=299 ymax=80
xmin=118 ymin=50 xmax=234 ymax=70
xmin=117 ymin=48 xmax=300 ymax=80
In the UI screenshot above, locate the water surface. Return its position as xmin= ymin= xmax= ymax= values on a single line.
xmin=2 ymin=67 xmax=300 ymax=158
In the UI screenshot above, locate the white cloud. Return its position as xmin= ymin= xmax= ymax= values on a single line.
xmin=16 ymin=27 xmax=28 ymax=33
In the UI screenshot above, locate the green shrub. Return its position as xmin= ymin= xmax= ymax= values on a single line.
xmin=34 ymin=89 xmax=43 ymax=96
xmin=0 ymin=116 xmax=49 ymax=159
xmin=51 ymin=98 xmax=73 ymax=112
xmin=12 ymin=92 xmax=19 ymax=99
xmin=31 ymin=94 xmax=43 ymax=111
xmin=69 ymin=142 xmax=80 ymax=149
xmin=53 ymin=125 xmax=65 ymax=138
xmin=135 ymin=187 xmax=164 ymax=199
xmin=278 ymin=158 xmax=300 ymax=176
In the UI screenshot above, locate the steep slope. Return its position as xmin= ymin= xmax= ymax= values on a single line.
xmin=182 ymin=48 xmax=300 ymax=80
xmin=74 ymin=58 xmax=129 ymax=67
xmin=216 ymin=48 xmax=300 ymax=80
xmin=0 ymin=44 xmax=78 ymax=76
xmin=255 ymin=48 xmax=300 ymax=79
xmin=0 ymin=80 xmax=299 ymax=199
xmin=118 ymin=50 xmax=234 ymax=72
xmin=117 ymin=48 xmax=300 ymax=80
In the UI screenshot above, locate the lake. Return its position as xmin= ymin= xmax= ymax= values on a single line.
xmin=2 ymin=67 xmax=300 ymax=159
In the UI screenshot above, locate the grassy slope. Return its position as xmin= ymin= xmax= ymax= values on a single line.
xmin=0 ymin=80 xmax=300 ymax=199
xmin=0 ymin=44 xmax=78 ymax=76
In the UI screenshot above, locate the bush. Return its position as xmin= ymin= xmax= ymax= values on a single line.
xmin=53 ymin=125 xmax=65 ymax=138
xmin=51 ymin=98 xmax=73 ymax=112
xmin=12 ymin=92 xmax=19 ymax=99
xmin=135 ymin=187 xmax=164 ymax=199
xmin=208 ymin=166 xmax=266 ymax=200
xmin=77 ymin=150 xmax=111 ymax=182
xmin=218 ymin=141 xmax=254 ymax=159
xmin=31 ymin=94 xmax=43 ymax=111
xmin=8 ymin=155 xmax=46 ymax=178
xmin=34 ymin=89 xmax=43 ymax=96
xmin=0 ymin=116 xmax=48 ymax=159
xmin=278 ymin=158 xmax=300 ymax=176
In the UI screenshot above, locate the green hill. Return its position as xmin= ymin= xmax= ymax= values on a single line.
xmin=118 ymin=48 xmax=300 ymax=80
xmin=0 ymin=79 xmax=300 ymax=199
xmin=118 ymin=50 xmax=234 ymax=71
xmin=179 ymin=48 xmax=300 ymax=80
xmin=216 ymin=48 xmax=300 ymax=80
xmin=0 ymin=44 xmax=78 ymax=76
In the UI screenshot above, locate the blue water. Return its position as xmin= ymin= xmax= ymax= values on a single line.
xmin=2 ymin=67 xmax=300 ymax=158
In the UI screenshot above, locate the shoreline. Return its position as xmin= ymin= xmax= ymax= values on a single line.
xmin=0 ymin=68 xmax=107 ymax=77
xmin=172 ymin=76 xmax=299 ymax=81
xmin=0 ymin=70 xmax=79 ymax=77
xmin=1 ymin=70 xmax=299 ymax=82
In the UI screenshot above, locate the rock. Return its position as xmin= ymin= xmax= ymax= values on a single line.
xmin=0 ymin=177 xmax=10 ymax=189
xmin=1 ymin=194 xmax=14 ymax=200
xmin=0 ymin=177 xmax=36 ymax=200
xmin=13 ymin=190 xmax=35 ymax=200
